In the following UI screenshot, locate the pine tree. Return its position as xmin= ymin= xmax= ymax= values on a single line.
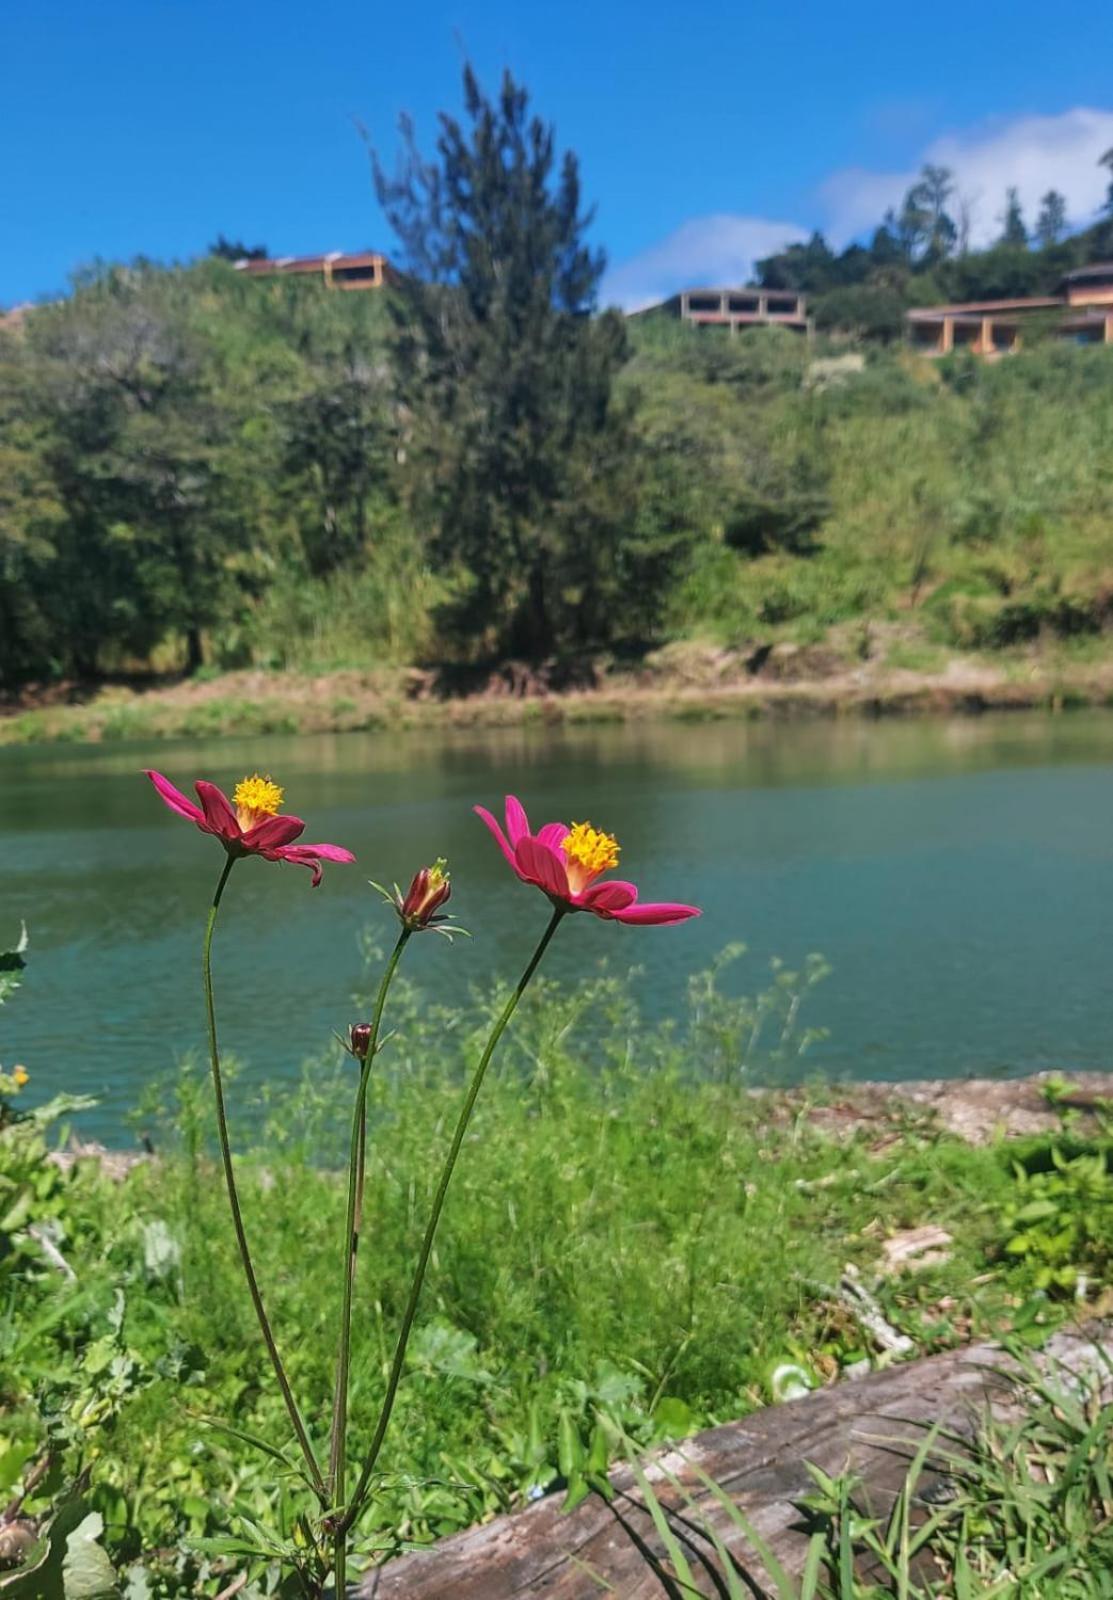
xmin=1034 ymin=190 xmax=1068 ymax=249
xmin=999 ymin=188 xmax=1028 ymax=248
xmin=374 ymin=66 xmax=642 ymax=660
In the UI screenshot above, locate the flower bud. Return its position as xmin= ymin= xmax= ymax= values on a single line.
xmin=400 ymin=860 xmax=452 ymax=930
xmin=347 ymin=1023 xmax=373 ymax=1062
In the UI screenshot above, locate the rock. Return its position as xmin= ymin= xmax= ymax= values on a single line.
xmin=880 ymin=1225 xmax=953 ymax=1274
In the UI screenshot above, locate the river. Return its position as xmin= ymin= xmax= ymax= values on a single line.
xmin=4 ymin=712 xmax=1113 ymax=1141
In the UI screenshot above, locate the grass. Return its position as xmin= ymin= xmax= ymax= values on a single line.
xmin=620 ymin=1351 xmax=1113 ymax=1596
xmin=5 ymin=944 xmax=1113 ymax=1595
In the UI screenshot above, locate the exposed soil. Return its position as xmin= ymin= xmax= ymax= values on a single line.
xmin=4 ymin=645 xmax=1113 ymax=747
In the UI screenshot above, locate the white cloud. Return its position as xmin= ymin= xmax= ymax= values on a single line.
xmin=822 ymin=107 xmax=1113 ymax=248
xmin=600 ymin=106 xmax=1113 ymax=313
xmin=599 ymin=214 xmax=808 ymax=312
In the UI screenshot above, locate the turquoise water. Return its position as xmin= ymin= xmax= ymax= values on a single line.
xmin=5 ymin=712 xmax=1113 ymax=1141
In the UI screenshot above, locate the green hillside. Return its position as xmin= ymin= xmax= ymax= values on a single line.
xmin=5 ymin=258 xmax=1113 ymax=704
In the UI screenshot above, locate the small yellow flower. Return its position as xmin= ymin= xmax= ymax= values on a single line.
xmin=12 ymin=1065 xmax=29 ymax=1089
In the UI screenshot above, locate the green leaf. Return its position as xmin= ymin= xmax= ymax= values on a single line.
xmin=61 ymin=1513 xmax=121 ymax=1600
xmin=557 ymin=1411 xmax=583 ymax=1481
xmin=0 ymin=1501 xmax=119 ymax=1600
xmin=652 ymin=1396 xmax=696 ymax=1440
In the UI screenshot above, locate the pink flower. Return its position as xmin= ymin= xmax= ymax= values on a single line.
xmin=145 ymin=770 xmax=355 ymax=887
xmin=475 ymin=795 xmax=700 ymax=926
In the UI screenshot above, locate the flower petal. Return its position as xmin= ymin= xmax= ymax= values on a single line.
xmin=504 ymin=795 xmax=531 ymax=847
xmin=242 ymin=813 xmax=306 ymax=852
xmin=609 ymin=901 xmax=702 ymax=926
xmin=297 ymin=842 xmax=356 ymax=864
xmin=273 ymin=847 xmax=326 ymax=887
xmin=514 ymin=836 xmax=571 ymax=900
xmin=145 ymin=769 xmax=205 ymax=825
xmin=579 ymin=879 xmax=639 ymax=914
xmin=536 ymin=822 xmax=570 ymax=850
xmin=273 ymin=842 xmax=356 ymax=888
xmin=195 ymin=781 xmax=241 ymax=842
xmin=474 ymin=805 xmax=520 ymax=872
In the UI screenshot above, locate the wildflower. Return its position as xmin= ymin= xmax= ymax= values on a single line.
xmin=12 ymin=1065 xmax=28 ymax=1088
xmin=346 ymin=1023 xmax=374 ymax=1062
xmin=371 ymin=859 xmax=465 ymax=938
xmin=144 ymin=770 xmax=355 ymax=887
xmin=475 ymin=795 xmax=700 ymax=925
xmin=401 ymin=861 xmax=452 ymax=926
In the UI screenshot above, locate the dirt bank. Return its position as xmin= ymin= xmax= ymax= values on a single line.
xmin=4 ymin=646 xmax=1113 ymax=748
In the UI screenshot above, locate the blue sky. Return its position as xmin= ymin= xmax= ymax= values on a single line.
xmin=3 ymin=0 xmax=1113 ymax=311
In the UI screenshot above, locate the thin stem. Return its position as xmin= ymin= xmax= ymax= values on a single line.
xmin=202 ymin=855 xmax=327 ymax=1502
xmin=328 ymin=928 xmax=411 ymax=1596
xmin=340 ymin=905 xmax=565 ymax=1537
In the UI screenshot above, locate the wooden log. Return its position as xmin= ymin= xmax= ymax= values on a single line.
xmin=357 ymin=1324 xmax=1111 ymax=1599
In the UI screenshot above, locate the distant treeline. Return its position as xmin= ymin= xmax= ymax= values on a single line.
xmin=756 ymin=156 xmax=1113 ymax=338
xmin=4 ymin=73 xmax=1113 ymax=688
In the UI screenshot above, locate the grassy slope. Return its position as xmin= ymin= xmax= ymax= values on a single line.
xmin=628 ymin=323 xmax=1113 ymax=660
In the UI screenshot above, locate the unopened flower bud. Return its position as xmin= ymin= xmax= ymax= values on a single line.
xmin=400 ymin=859 xmax=452 ymax=930
xmin=347 ymin=1023 xmax=373 ymax=1062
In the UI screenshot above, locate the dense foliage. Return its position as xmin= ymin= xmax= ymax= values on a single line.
xmin=5 ymin=79 xmax=1113 ymax=693
xmin=756 ymin=153 xmax=1113 ymax=331
xmin=374 ymin=68 xmax=646 ymax=659
xmin=8 ymin=276 xmax=1113 ymax=694
xmin=4 ymin=940 xmax=1113 ymax=1595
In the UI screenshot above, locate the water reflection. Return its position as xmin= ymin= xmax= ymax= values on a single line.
xmin=4 ymin=710 xmax=1113 ymax=1140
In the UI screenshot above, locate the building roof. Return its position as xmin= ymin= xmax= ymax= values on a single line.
xmin=1060 ymin=262 xmax=1113 ymax=283
xmin=906 ymin=296 xmax=1062 ymax=318
xmin=233 ymin=250 xmax=390 ymax=275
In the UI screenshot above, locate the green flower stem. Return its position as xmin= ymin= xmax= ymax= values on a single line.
xmin=339 ymin=905 xmax=566 ymax=1539
xmin=329 ymin=927 xmax=411 ymax=1598
xmin=202 ymin=856 xmax=326 ymax=1503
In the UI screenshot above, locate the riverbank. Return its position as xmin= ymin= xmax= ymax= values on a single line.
xmin=5 ymin=641 xmax=1113 ymax=747
xmin=8 ymin=1054 xmax=1113 ymax=1595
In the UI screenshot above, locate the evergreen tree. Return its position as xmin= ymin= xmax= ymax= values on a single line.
xmin=1034 ymin=190 xmax=1068 ymax=249
xmin=1101 ymin=149 xmax=1113 ymax=217
xmin=209 ymin=235 xmax=268 ymax=261
xmin=756 ymin=232 xmax=835 ymax=292
xmin=373 ymin=66 xmax=643 ymax=659
xmin=999 ymin=188 xmax=1028 ymax=248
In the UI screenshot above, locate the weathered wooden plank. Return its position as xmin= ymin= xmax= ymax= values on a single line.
xmin=357 ymin=1325 xmax=1111 ymax=1599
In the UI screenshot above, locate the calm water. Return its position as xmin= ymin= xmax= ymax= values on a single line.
xmin=5 ymin=712 xmax=1113 ymax=1141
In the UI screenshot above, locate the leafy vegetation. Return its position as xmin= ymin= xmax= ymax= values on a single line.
xmin=755 ymin=152 xmax=1113 ymax=328
xmin=6 ymin=73 xmax=1113 ymax=702
xmin=4 ymin=927 xmax=1113 ymax=1595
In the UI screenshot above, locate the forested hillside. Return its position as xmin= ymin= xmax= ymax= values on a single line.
xmin=4 ymin=73 xmax=1113 ymax=695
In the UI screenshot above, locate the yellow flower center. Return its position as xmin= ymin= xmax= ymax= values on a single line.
xmin=233 ymin=773 xmax=284 ymax=829
xmin=427 ymin=859 xmax=448 ymax=892
xmin=561 ymin=821 xmax=620 ymax=889
xmin=12 ymin=1065 xmax=29 ymax=1088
